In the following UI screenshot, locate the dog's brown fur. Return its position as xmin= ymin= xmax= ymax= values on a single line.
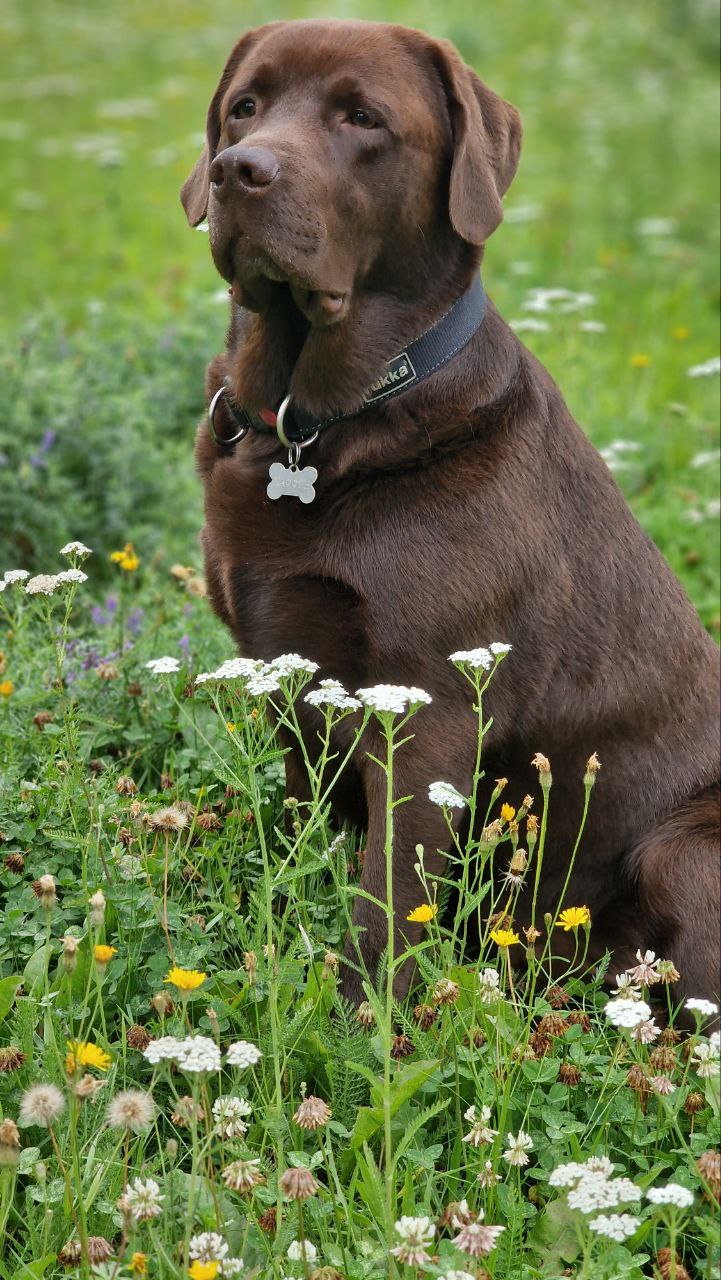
xmin=181 ymin=19 xmax=721 ymax=1007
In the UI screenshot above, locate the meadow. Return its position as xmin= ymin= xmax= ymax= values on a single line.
xmin=0 ymin=1 xmax=719 ymax=1277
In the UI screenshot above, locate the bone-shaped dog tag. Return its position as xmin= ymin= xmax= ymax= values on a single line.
xmin=267 ymin=460 xmax=317 ymax=504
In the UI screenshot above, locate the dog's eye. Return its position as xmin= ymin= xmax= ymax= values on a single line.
xmin=348 ymin=108 xmax=377 ymax=129
xmin=231 ymin=98 xmax=256 ymax=119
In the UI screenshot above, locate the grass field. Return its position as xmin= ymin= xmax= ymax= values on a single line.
xmin=0 ymin=1 xmax=719 ymax=1277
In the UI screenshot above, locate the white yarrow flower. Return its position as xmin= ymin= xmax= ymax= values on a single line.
xmin=604 ymin=997 xmax=652 ymax=1029
xmin=355 ymin=684 xmax=432 ymax=714
xmin=646 ymin=1182 xmax=694 ymax=1209
xmin=175 ymin=1036 xmax=222 ymax=1074
xmin=25 ymin=574 xmax=62 ymax=596
xmin=268 ymin=653 xmax=319 ymax=677
xmin=429 ymin=781 xmax=467 ymax=809
xmin=56 ymin=568 xmax=88 ymax=584
xmin=685 ymin=998 xmax=719 ymax=1019
xmin=142 ymin=1036 xmax=184 ymax=1065
xmin=304 ymin=679 xmax=362 ymax=711
xmin=3 ymin=569 xmax=30 ymax=583
xmin=60 ymin=542 xmax=92 ymax=557
xmin=449 ymin=647 xmax=493 ymax=669
xmin=588 ymin=1213 xmax=639 ymax=1241
xmin=226 ymin=1040 xmax=262 ymax=1069
xmin=145 ymin=656 xmax=181 ymax=674
xmin=688 ymin=356 xmax=720 ymax=378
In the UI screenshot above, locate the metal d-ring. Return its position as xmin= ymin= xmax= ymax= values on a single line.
xmin=207 ymin=384 xmax=248 ymax=447
xmin=275 ymin=393 xmax=318 ymax=451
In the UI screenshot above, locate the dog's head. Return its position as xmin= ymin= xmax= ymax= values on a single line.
xmin=181 ymin=20 xmax=521 ymax=327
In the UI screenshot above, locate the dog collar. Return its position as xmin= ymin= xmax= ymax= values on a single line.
xmin=208 ymin=273 xmax=487 ymax=449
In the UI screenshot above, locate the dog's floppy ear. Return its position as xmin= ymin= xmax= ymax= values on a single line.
xmin=429 ymin=38 xmax=522 ymax=247
xmin=180 ymin=27 xmax=269 ymax=226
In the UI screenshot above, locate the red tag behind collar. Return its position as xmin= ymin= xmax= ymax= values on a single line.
xmin=258 ymin=408 xmax=277 ymax=427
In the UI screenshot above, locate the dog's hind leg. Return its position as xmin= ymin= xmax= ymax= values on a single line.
xmin=628 ymin=783 xmax=720 ymax=1017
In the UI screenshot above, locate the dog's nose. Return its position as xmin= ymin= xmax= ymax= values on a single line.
xmin=210 ymin=145 xmax=280 ymax=194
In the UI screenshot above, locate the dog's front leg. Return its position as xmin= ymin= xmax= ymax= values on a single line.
xmin=341 ymin=718 xmax=472 ymax=1005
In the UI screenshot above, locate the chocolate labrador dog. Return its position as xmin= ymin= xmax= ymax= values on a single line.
xmin=182 ymin=19 xmax=720 ymax=1007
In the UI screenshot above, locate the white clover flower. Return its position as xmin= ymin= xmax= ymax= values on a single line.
xmin=142 ymin=1036 xmax=184 ymax=1065
xmin=637 ymin=217 xmax=676 ymax=236
xmin=477 ymin=1160 xmax=500 ymax=1188
xmin=287 ymin=1239 xmax=317 ymax=1263
xmin=688 ymin=356 xmax=720 ymax=378
xmin=509 ymin=318 xmax=551 ymax=333
xmin=503 ymin=1130 xmax=534 ymax=1166
xmin=219 ymin=1261 xmax=245 ymax=1277
xmin=304 ymin=679 xmax=362 ymax=711
xmin=122 ymin=1177 xmax=164 ymax=1221
xmin=690 ymin=448 xmax=721 ymax=469
xmin=685 ymin=998 xmax=719 ymax=1019
xmin=449 ymin=647 xmax=493 ymax=670
xmin=60 ymin=542 xmax=92 ymax=557
xmin=212 ymin=1095 xmax=252 ymax=1138
xmin=3 ymin=570 xmax=30 ymax=583
xmin=268 ymin=653 xmax=319 ymax=677
xmin=478 ymin=968 xmax=502 ymax=1003
xmin=613 ymin=972 xmax=642 ymax=1000
xmin=25 ymin=574 xmax=62 ymax=596
xmin=588 ymin=1213 xmax=639 ymax=1241
xmin=55 ymin=568 xmax=88 ymax=585
xmin=462 ymin=1104 xmax=497 ymax=1147
xmin=390 ymin=1215 xmax=436 ymax=1267
xmin=355 ymin=684 xmax=432 ymax=715
xmin=175 ymin=1036 xmax=222 ymax=1074
xmin=522 ymin=287 xmax=595 ymax=314
xmin=145 ymin=656 xmax=181 ymax=675
xmin=692 ymin=1041 xmax=720 ymax=1078
xmin=444 ymin=1272 xmax=476 ymax=1280
xmin=226 ymin=1040 xmax=262 ymax=1069
xmin=646 ymin=1183 xmax=694 ymax=1209
xmin=632 ymin=1018 xmax=660 ymax=1044
xmin=189 ymin=1232 xmax=229 ymax=1261
xmin=580 ymin=320 xmax=607 ymax=333
xmin=428 ymin=781 xmax=467 ymax=809
xmin=627 ymin=949 xmax=661 ymax=986
xmin=604 ymin=997 xmax=652 ymax=1029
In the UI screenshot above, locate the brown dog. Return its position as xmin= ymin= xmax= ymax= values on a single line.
xmin=181 ymin=19 xmax=720 ymax=1008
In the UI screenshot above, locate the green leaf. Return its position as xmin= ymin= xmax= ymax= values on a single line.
xmin=22 ymin=946 xmax=52 ymax=997
xmin=0 ymin=974 xmax=21 ymax=1024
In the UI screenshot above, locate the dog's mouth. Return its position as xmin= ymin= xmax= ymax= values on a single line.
xmin=213 ymin=232 xmax=350 ymax=327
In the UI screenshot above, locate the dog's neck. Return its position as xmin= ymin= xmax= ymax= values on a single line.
xmin=225 ymin=245 xmax=484 ymax=419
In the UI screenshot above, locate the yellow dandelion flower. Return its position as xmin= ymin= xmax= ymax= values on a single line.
xmin=557 ymin=906 xmax=591 ymax=931
xmin=406 ymin=904 xmax=438 ymax=924
xmin=673 ymin=326 xmax=689 ymax=341
xmin=630 ymin=353 xmax=651 ymax=368
xmin=0 ymin=680 xmax=14 ymax=697
xmin=110 ymin=542 xmax=140 ymax=572
xmin=164 ymin=967 xmax=207 ymax=993
xmin=130 ymin=1254 xmax=147 ymax=1276
xmin=188 ymin=1264 xmax=219 ymax=1280
xmin=500 ymin=803 xmax=516 ymax=822
xmin=490 ymin=928 xmax=520 ymax=948
xmin=65 ymin=1040 xmax=112 ymax=1074
xmin=226 ymin=722 xmax=236 ymax=733
xmin=94 ymin=944 xmax=117 ymax=965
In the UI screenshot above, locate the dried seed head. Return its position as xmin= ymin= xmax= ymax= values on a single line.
xmin=258 ymin=1207 xmax=276 ymax=1234
xmin=584 ymin=752 xmax=601 ymax=787
xmin=243 ymin=951 xmax=258 ymax=981
xmin=117 ymin=827 xmax=134 ymax=847
xmin=309 ymin=1268 xmax=343 ymax=1280
xmin=546 ymin=985 xmax=570 ymax=1009
xmin=195 ymin=809 xmax=223 ymax=832
xmin=0 ymin=1046 xmax=26 ymax=1072
xmin=33 ymin=711 xmax=53 ymax=731
xmin=557 ymin=1062 xmax=581 ymax=1086
xmin=509 ymin=847 xmax=528 ymax=875
xmin=696 ymin=1150 xmax=721 ymax=1200
xmin=537 ymin=1014 xmax=569 ymax=1038
xmin=96 ymin=662 xmax=120 ymax=681
xmin=0 ymin=1119 xmax=21 ymax=1168
xmin=150 ymin=990 xmax=174 ymax=1017
xmin=170 ymin=1096 xmax=205 ymax=1128
xmin=464 ymin=1027 xmax=487 ymax=1049
xmin=279 ymin=1166 xmax=319 ymax=1200
xmin=658 ymin=1026 xmax=682 ymax=1047
xmin=522 ymin=794 xmax=534 ymax=811
xmin=655 ymin=959 xmax=681 ymax=984
xmin=126 ymin=1025 xmax=151 ymax=1051
xmin=413 ymin=1004 xmax=438 ymax=1030
xmin=293 ymin=1096 xmax=332 ymax=1130
xmin=531 ymin=752 xmax=551 ymax=779
xmin=4 ymin=852 xmax=24 ymax=874
xmin=356 ymin=1001 xmax=376 ymax=1028
xmin=656 ymin=1248 xmax=691 ymax=1280
xmin=683 ymin=1091 xmax=706 ymax=1116
xmin=432 ymin=977 xmax=460 ymax=1007
xmin=147 ymin=805 xmax=188 ymax=832
xmin=626 ymin=1064 xmax=650 ymax=1096
xmin=115 ymin=775 xmax=137 ymax=796
xmin=89 ymin=890 xmax=106 ymax=927
xmin=160 ymin=772 xmax=173 ymax=790
xmin=62 ymin=935 xmax=79 ymax=973
xmin=566 ymin=1011 xmax=591 ymax=1033
xmin=223 ymin=1158 xmax=266 ymax=1193
xmin=321 ymin=951 xmax=338 ymax=980
xmin=529 ymin=1032 xmax=552 ymax=1058
xmin=31 ymin=875 xmax=57 ymax=909
xmin=524 ymin=924 xmax=542 ymax=944
xmin=649 ymin=1046 xmax=677 ymax=1073
xmin=390 ymin=1033 xmax=415 ymax=1060
xmin=73 ymin=1073 xmax=105 ymax=1102
xmin=60 ymin=1237 xmax=113 ymax=1267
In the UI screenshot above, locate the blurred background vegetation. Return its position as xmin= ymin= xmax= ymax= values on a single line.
xmin=0 ymin=0 xmax=719 ymax=626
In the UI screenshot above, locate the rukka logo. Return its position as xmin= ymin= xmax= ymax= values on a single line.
xmin=365 ymin=352 xmax=417 ymax=402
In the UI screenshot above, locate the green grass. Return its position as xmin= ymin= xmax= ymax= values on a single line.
xmin=0 ymin=2 xmax=719 ymax=1277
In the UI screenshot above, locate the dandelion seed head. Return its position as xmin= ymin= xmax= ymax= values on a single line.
xmin=106 ymin=1089 xmax=155 ymax=1132
xmin=19 ymin=1084 xmax=66 ymax=1128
